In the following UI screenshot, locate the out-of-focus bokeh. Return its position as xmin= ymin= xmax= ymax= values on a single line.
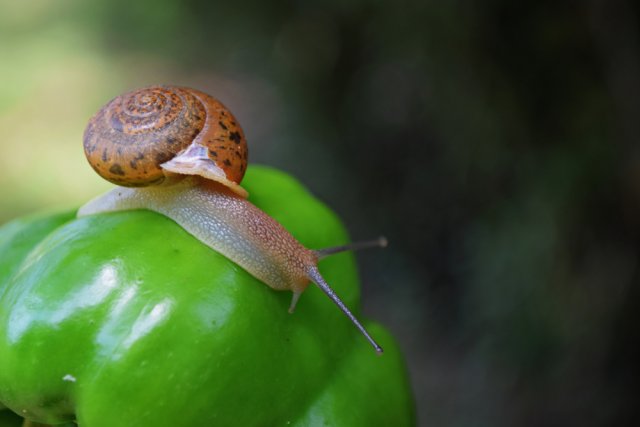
xmin=1 ymin=0 xmax=639 ymax=425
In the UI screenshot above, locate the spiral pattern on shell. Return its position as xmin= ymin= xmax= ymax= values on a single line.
xmin=83 ymin=86 xmax=248 ymax=188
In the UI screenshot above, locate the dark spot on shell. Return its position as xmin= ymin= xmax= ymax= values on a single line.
xmin=229 ymin=131 xmax=242 ymax=144
xmin=167 ymin=137 xmax=177 ymax=145
xmin=155 ymin=151 xmax=173 ymax=165
xmin=101 ymin=149 xmax=108 ymax=162
xmin=209 ymin=150 xmax=218 ymax=157
xmin=130 ymin=160 xmax=138 ymax=170
xmin=223 ymin=159 xmax=231 ymax=167
xmin=109 ymin=164 xmax=125 ymax=176
xmin=219 ymin=121 xmax=228 ymax=130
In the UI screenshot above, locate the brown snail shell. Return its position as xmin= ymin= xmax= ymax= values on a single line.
xmin=83 ymin=85 xmax=249 ymax=197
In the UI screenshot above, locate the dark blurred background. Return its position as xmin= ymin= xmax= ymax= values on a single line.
xmin=1 ymin=0 xmax=639 ymax=425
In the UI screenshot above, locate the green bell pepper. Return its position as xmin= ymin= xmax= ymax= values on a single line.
xmin=0 ymin=166 xmax=414 ymax=426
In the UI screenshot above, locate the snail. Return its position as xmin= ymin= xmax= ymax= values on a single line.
xmin=78 ymin=85 xmax=385 ymax=353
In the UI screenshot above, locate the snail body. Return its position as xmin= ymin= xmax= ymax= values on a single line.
xmin=78 ymin=86 xmax=384 ymax=353
xmin=80 ymin=178 xmax=315 ymax=293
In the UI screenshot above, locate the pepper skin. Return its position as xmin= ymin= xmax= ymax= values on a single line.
xmin=0 ymin=166 xmax=414 ymax=427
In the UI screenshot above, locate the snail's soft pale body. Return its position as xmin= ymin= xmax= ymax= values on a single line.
xmin=78 ymin=85 xmax=384 ymax=353
xmin=79 ymin=178 xmax=315 ymax=293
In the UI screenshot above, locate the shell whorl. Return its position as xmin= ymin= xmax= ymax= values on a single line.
xmin=83 ymin=86 xmax=248 ymax=192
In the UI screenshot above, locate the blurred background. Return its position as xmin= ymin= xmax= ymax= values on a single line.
xmin=1 ymin=0 xmax=639 ymax=425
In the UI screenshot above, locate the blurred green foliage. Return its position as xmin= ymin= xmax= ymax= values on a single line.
xmin=1 ymin=0 xmax=639 ymax=426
